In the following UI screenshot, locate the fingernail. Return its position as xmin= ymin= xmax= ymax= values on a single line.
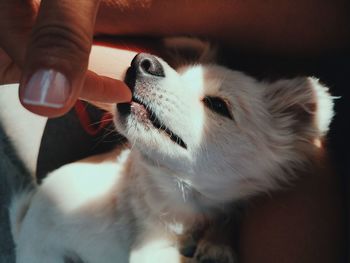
xmin=22 ymin=69 xmax=71 ymax=108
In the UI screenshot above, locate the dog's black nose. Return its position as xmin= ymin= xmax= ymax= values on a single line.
xmin=131 ymin=53 xmax=165 ymax=77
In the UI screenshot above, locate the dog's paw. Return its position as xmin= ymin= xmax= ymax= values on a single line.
xmin=193 ymin=240 xmax=236 ymax=263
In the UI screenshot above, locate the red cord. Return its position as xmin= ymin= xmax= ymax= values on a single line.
xmin=74 ymin=100 xmax=113 ymax=136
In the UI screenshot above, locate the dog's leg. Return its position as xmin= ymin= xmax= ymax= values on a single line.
xmin=180 ymin=217 xmax=238 ymax=263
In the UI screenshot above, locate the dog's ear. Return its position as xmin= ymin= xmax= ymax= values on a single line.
xmin=265 ymin=77 xmax=334 ymax=143
xmin=162 ymin=37 xmax=217 ymax=67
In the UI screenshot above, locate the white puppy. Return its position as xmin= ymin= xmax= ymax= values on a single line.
xmin=6 ymin=42 xmax=334 ymax=263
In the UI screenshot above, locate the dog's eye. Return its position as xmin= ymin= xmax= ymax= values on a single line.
xmin=203 ymin=96 xmax=233 ymax=120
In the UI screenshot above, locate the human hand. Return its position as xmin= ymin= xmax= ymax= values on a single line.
xmin=1 ymin=0 xmax=348 ymax=118
xmin=0 ymin=0 xmax=131 ymax=118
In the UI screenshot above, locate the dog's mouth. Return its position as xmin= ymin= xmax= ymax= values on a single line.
xmin=117 ymin=97 xmax=187 ymax=149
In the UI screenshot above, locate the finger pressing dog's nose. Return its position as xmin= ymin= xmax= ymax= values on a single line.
xmin=131 ymin=53 xmax=165 ymax=78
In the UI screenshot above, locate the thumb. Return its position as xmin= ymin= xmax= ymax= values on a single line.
xmin=19 ymin=0 xmax=103 ymax=117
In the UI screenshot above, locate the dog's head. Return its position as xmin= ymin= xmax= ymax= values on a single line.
xmin=112 ymin=49 xmax=334 ymax=205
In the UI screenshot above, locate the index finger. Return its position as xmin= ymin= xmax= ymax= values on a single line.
xmin=19 ymin=0 xmax=131 ymax=118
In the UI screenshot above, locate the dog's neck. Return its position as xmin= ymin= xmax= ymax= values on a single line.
xmin=122 ymin=149 xmax=212 ymax=227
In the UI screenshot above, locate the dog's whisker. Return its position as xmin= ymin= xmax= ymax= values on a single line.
xmin=88 ymin=118 xmax=114 ymax=127
xmin=90 ymin=126 xmax=121 ymax=150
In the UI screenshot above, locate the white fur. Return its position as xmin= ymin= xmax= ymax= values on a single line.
xmin=6 ymin=47 xmax=334 ymax=262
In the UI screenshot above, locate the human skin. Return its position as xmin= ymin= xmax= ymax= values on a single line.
xmin=95 ymin=0 xmax=350 ymax=55
xmin=0 ymin=0 xmax=349 ymax=117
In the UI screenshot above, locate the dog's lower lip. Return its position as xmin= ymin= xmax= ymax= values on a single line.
xmin=130 ymin=101 xmax=151 ymax=123
xmin=118 ymin=97 xmax=187 ymax=149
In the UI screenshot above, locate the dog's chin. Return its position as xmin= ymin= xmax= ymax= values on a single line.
xmin=116 ymin=98 xmax=188 ymax=151
xmin=114 ymin=114 xmax=176 ymax=155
